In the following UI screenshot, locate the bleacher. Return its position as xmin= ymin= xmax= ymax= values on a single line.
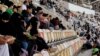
xmin=38 ymin=29 xmax=85 ymax=56
xmin=4 ymin=0 xmax=87 ymax=56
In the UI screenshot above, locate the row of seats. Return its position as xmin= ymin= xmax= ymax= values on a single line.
xmin=33 ymin=38 xmax=84 ymax=56
xmin=38 ymin=29 xmax=77 ymax=43
xmin=32 ymin=29 xmax=82 ymax=56
xmin=33 ymin=35 xmax=85 ymax=56
xmin=50 ymin=38 xmax=84 ymax=56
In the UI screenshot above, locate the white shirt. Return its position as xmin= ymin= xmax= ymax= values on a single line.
xmin=0 ymin=44 xmax=9 ymax=56
xmin=22 ymin=4 xmax=27 ymax=10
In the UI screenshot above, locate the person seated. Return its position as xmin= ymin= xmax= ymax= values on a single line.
xmin=22 ymin=1 xmax=28 ymax=10
xmin=39 ymin=13 xmax=49 ymax=29
xmin=50 ymin=17 xmax=61 ymax=30
xmin=10 ymin=12 xmax=29 ymax=56
xmin=26 ymin=15 xmax=52 ymax=56
xmin=22 ymin=5 xmax=34 ymax=24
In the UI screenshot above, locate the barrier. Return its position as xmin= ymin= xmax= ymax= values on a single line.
xmin=32 ymin=38 xmax=84 ymax=56
xmin=38 ymin=29 xmax=77 ymax=43
xmin=38 ymin=29 xmax=84 ymax=56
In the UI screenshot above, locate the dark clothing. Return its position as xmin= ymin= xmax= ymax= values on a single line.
xmin=26 ymin=17 xmax=39 ymax=35
xmin=40 ymin=0 xmax=47 ymax=5
xmin=10 ymin=23 xmax=28 ymax=56
xmin=9 ymin=13 xmax=28 ymax=56
xmin=86 ymin=34 xmax=91 ymax=40
xmin=0 ymin=21 xmax=13 ymax=35
xmin=27 ymin=17 xmax=49 ymax=56
xmin=59 ymin=24 xmax=66 ymax=30
xmin=0 ymin=0 xmax=9 ymax=5
xmin=10 ymin=41 xmax=22 ymax=56
xmin=22 ymin=10 xmax=30 ymax=24
xmin=0 ymin=20 xmax=22 ymax=56
xmin=28 ymin=36 xmax=49 ymax=56
xmin=12 ymin=24 xmax=27 ymax=41
xmin=29 ymin=2 xmax=37 ymax=15
xmin=10 ymin=13 xmax=27 ymax=41
xmin=35 ymin=36 xmax=49 ymax=51
xmin=39 ymin=22 xmax=48 ymax=29
xmin=22 ymin=11 xmax=34 ymax=24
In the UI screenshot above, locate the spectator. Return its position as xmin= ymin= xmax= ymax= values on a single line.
xmin=59 ymin=21 xmax=66 ymax=30
xmin=6 ymin=1 xmax=14 ymax=15
xmin=22 ymin=1 xmax=28 ymax=10
xmin=47 ymin=15 xmax=54 ymax=29
xmin=0 ymin=12 xmax=12 ymax=35
xmin=51 ymin=17 xmax=60 ymax=30
xmin=36 ymin=6 xmax=43 ymax=15
xmin=40 ymin=0 xmax=47 ymax=5
xmin=26 ymin=17 xmax=39 ymax=36
xmin=0 ymin=0 xmax=9 ymax=6
xmin=28 ymin=0 xmax=37 ymax=15
xmin=17 ymin=6 xmax=23 ymax=14
xmin=22 ymin=6 xmax=34 ymax=24
xmin=39 ymin=13 xmax=49 ymax=29
xmin=0 ymin=12 xmax=10 ymax=56
xmin=10 ymin=13 xmax=28 ymax=56
xmin=26 ymin=7 xmax=43 ymax=35
xmin=0 ymin=12 xmax=16 ymax=56
xmin=26 ymin=16 xmax=49 ymax=56
xmin=13 ymin=6 xmax=18 ymax=13
xmin=46 ymin=0 xmax=55 ymax=8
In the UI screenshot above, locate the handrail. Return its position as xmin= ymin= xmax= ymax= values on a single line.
xmin=48 ymin=36 xmax=77 ymax=46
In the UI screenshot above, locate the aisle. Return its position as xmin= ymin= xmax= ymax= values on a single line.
xmin=77 ymin=49 xmax=92 ymax=56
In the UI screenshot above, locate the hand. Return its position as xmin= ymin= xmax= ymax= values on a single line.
xmin=7 ymin=38 xmax=15 ymax=44
xmin=5 ymin=35 xmax=16 ymax=44
xmin=0 ymin=37 xmax=7 ymax=45
xmin=23 ymin=32 xmax=29 ymax=36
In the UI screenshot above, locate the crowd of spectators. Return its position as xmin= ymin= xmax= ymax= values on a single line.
xmin=0 ymin=0 xmax=100 ymax=56
xmin=0 ymin=0 xmax=66 ymax=56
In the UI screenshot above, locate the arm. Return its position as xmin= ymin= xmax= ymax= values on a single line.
xmin=26 ymin=19 xmax=31 ymax=31
xmin=26 ymin=25 xmax=32 ymax=32
xmin=0 ymin=35 xmax=6 ymax=45
xmin=5 ymin=35 xmax=16 ymax=44
xmin=0 ymin=33 xmax=16 ymax=45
